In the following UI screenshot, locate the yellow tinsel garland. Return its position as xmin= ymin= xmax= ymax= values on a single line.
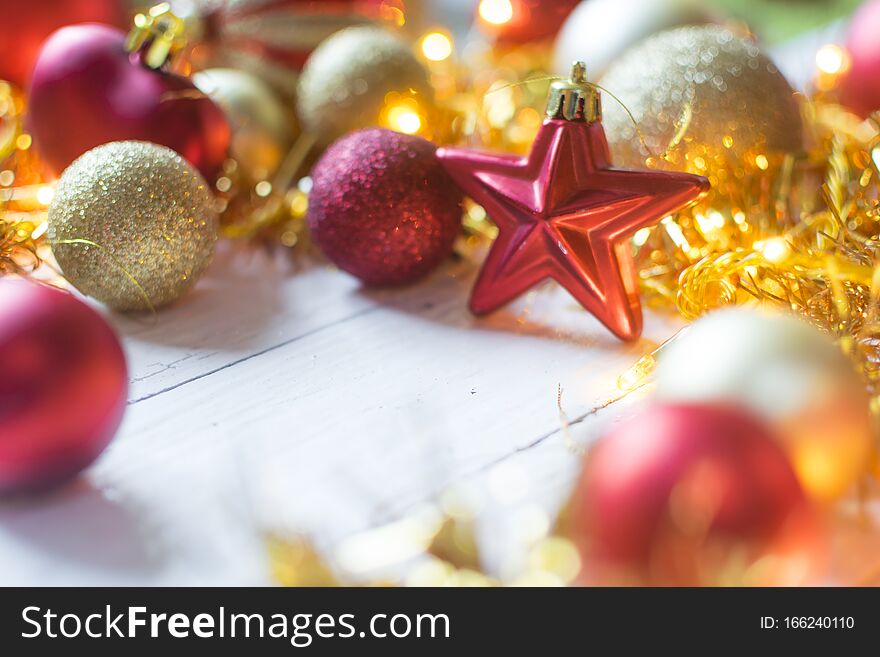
xmin=632 ymin=102 xmax=880 ymax=397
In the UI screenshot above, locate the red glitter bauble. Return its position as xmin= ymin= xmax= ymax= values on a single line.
xmin=28 ymin=24 xmax=230 ymax=180
xmin=839 ymin=0 xmax=880 ymax=117
xmin=478 ymin=0 xmax=580 ymax=44
xmin=308 ymin=128 xmax=463 ymax=286
xmin=0 ymin=280 xmax=127 ymax=494
xmin=0 ymin=0 xmax=127 ymax=88
xmin=570 ymin=403 xmax=823 ymax=586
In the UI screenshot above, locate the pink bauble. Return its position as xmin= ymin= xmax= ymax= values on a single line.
xmin=0 ymin=0 xmax=127 ymax=88
xmin=0 ymin=280 xmax=127 ymax=493
xmin=570 ymin=403 xmax=823 ymax=586
xmin=28 ymin=24 xmax=230 ymax=180
xmin=308 ymin=128 xmax=463 ymax=286
xmin=839 ymin=0 xmax=880 ymax=116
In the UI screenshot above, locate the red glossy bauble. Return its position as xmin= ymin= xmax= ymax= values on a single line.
xmin=307 ymin=128 xmax=463 ymax=286
xmin=839 ymin=0 xmax=880 ymax=117
xmin=28 ymin=24 xmax=230 ymax=180
xmin=478 ymin=0 xmax=580 ymax=44
xmin=0 ymin=280 xmax=127 ymax=493
xmin=0 ymin=0 xmax=127 ymax=88
xmin=570 ymin=403 xmax=823 ymax=586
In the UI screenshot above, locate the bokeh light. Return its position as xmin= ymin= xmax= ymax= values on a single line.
xmin=421 ymin=31 xmax=453 ymax=62
xmin=479 ymin=0 xmax=514 ymax=25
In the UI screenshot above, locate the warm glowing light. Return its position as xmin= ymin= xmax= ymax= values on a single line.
xmin=386 ymin=105 xmax=422 ymax=134
xmin=757 ymin=237 xmax=790 ymax=264
xmin=479 ymin=0 xmax=513 ymax=25
xmin=815 ymin=44 xmax=850 ymax=76
xmin=421 ymin=31 xmax=453 ymax=62
xmin=36 ymin=185 xmax=54 ymax=206
xmin=754 ymin=154 xmax=769 ymax=170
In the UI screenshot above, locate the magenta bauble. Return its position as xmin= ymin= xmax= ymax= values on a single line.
xmin=839 ymin=0 xmax=880 ymax=117
xmin=307 ymin=128 xmax=463 ymax=286
xmin=570 ymin=403 xmax=823 ymax=586
xmin=0 ymin=280 xmax=127 ymax=493
xmin=28 ymin=24 xmax=230 ymax=180
xmin=0 ymin=0 xmax=127 ymax=88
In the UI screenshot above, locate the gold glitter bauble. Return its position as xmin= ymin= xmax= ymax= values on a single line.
xmin=297 ymin=26 xmax=434 ymax=146
xmin=599 ymin=24 xmax=803 ymax=181
xmin=49 ymin=141 xmax=218 ymax=311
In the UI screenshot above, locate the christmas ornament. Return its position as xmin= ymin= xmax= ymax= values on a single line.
xmin=192 ymin=0 xmax=388 ymax=96
xmin=307 ymin=128 xmax=462 ymax=286
xmin=599 ymin=24 xmax=803 ymax=180
xmin=0 ymin=280 xmax=127 ymax=493
xmin=476 ymin=0 xmax=579 ymax=44
xmin=438 ymin=63 xmax=709 ymax=341
xmin=49 ymin=141 xmax=219 ymax=311
xmin=297 ymin=26 xmax=434 ymax=147
xmin=570 ymin=403 xmax=823 ymax=586
xmin=28 ymin=9 xmax=230 ymax=179
xmin=193 ymin=67 xmax=294 ymax=180
xmin=553 ymin=0 xmax=718 ymax=77
xmin=0 ymin=0 xmax=128 ymax=88
xmin=838 ymin=0 xmax=880 ymax=117
xmin=656 ymin=308 xmax=873 ymax=502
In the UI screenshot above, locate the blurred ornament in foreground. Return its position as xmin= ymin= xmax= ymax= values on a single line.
xmin=477 ymin=0 xmax=579 ymax=44
xmin=193 ymin=67 xmax=294 ymax=180
xmin=297 ymin=26 xmax=434 ymax=147
xmin=0 ymin=0 xmax=128 ymax=88
xmin=837 ymin=0 xmax=880 ymax=117
xmin=600 ymin=24 xmax=803 ymax=183
xmin=308 ymin=128 xmax=462 ymax=286
xmin=554 ymin=0 xmax=717 ymax=77
xmin=28 ymin=15 xmax=230 ymax=180
xmin=192 ymin=0 xmax=389 ymax=96
xmin=570 ymin=403 xmax=823 ymax=586
xmin=656 ymin=309 xmax=873 ymax=502
xmin=49 ymin=141 xmax=218 ymax=311
xmin=0 ymin=280 xmax=127 ymax=494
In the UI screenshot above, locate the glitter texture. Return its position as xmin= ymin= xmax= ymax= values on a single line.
xmin=49 ymin=141 xmax=218 ymax=311
xmin=307 ymin=128 xmax=462 ymax=286
xmin=599 ymin=24 xmax=803 ymax=176
xmin=297 ymin=27 xmax=434 ymax=146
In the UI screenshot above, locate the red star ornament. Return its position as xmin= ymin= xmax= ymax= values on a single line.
xmin=438 ymin=116 xmax=709 ymax=341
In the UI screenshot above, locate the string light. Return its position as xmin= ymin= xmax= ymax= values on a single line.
xmin=479 ymin=0 xmax=514 ymax=25
xmin=385 ymin=102 xmax=423 ymax=135
xmin=816 ymin=44 xmax=850 ymax=75
xmin=421 ymin=31 xmax=453 ymax=62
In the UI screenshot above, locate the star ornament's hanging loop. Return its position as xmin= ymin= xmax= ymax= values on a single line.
xmin=438 ymin=61 xmax=710 ymax=341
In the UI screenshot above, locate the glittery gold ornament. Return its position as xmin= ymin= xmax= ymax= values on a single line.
xmin=296 ymin=26 xmax=434 ymax=147
xmin=49 ymin=141 xmax=218 ymax=311
xmin=599 ymin=24 xmax=803 ymax=184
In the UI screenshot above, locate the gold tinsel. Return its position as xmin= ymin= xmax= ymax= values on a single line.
xmin=0 ymin=81 xmax=47 ymax=275
xmin=631 ymin=99 xmax=880 ymax=397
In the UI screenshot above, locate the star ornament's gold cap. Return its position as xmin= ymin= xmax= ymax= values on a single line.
xmin=546 ymin=61 xmax=601 ymax=123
